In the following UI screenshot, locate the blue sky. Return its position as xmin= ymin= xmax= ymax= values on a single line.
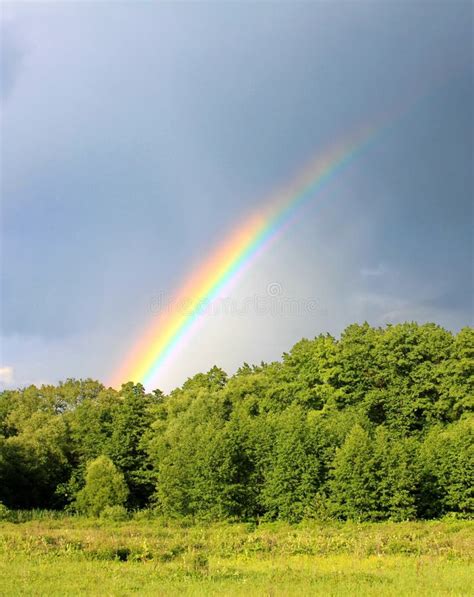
xmin=1 ymin=2 xmax=472 ymax=391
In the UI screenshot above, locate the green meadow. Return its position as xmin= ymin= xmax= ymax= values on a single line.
xmin=1 ymin=516 xmax=472 ymax=596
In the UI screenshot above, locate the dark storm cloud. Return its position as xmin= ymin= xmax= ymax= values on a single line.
xmin=0 ymin=2 xmax=472 ymax=388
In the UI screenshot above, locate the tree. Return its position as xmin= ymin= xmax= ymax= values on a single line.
xmin=277 ymin=335 xmax=341 ymax=410
xmin=260 ymin=406 xmax=323 ymax=521
xmin=438 ymin=327 xmax=474 ymax=420
xmin=328 ymin=424 xmax=379 ymax=521
xmin=106 ymin=383 xmax=157 ymax=508
xmin=0 ymin=409 xmax=70 ymax=509
xmin=0 ymin=322 xmax=471 ymax=520
xmin=75 ymin=456 xmax=128 ymax=516
xmin=372 ymin=427 xmax=418 ymax=521
xmin=421 ymin=418 xmax=474 ymax=517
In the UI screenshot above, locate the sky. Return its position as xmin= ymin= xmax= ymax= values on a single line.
xmin=1 ymin=1 xmax=472 ymax=392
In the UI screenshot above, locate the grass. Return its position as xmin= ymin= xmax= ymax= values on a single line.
xmin=0 ymin=516 xmax=472 ymax=595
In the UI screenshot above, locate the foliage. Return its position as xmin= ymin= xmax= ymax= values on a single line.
xmin=0 ymin=322 xmax=472 ymax=522
xmin=421 ymin=418 xmax=474 ymax=516
xmin=0 ymin=503 xmax=10 ymax=521
xmin=100 ymin=505 xmax=129 ymax=522
xmin=74 ymin=456 xmax=129 ymax=517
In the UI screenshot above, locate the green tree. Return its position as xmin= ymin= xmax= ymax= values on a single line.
xmin=0 ymin=322 xmax=471 ymax=519
xmin=335 ymin=323 xmax=382 ymax=407
xmin=438 ymin=327 xmax=474 ymax=420
xmin=421 ymin=417 xmax=474 ymax=517
xmin=278 ymin=335 xmax=342 ymax=410
xmin=369 ymin=323 xmax=454 ymax=432
xmin=106 ymin=383 xmax=157 ymax=508
xmin=260 ymin=406 xmax=323 ymax=521
xmin=68 ymin=387 xmax=120 ymax=464
xmin=0 ymin=404 xmax=70 ymax=509
xmin=328 ymin=424 xmax=379 ymax=521
xmin=75 ymin=456 xmax=129 ymax=516
xmin=372 ymin=427 xmax=418 ymax=521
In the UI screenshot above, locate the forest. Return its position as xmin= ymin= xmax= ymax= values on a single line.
xmin=1 ymin=322 xmax=472 ymax=522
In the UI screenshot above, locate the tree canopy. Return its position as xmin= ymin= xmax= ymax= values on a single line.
xmin=1 ymin=322 xmax=472 ymax=521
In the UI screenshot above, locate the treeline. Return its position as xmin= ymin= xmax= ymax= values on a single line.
xmin=0 ymin=322 xmax=472 ymax=522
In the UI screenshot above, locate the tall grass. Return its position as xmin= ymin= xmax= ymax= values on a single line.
xmin=0 ymin=516 xmax=472 ymax=595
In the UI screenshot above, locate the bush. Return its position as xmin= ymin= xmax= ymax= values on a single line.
xmin=0 ymin=502 xmax=11 ymax=521
xmin=100 ymin=505 xmax=129 ymax=522
xmin=75 ymin=456 xmax=129 ymax=517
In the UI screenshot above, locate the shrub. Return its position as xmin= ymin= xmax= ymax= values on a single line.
xmin=0 ymin=502 xmax=11 ymax=521
xmin=75 ymin=456 xmax=129 ymax=517
xmin=100 ymin=505 xmax=129 ymax=522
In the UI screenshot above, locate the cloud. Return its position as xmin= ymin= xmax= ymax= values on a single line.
xmin=0 ymin=3 xmax=471 ymax=391
xmin=0 ymin=21 xmax=25 ymax=101
xmin=360 ymin=264 xmax=387 ymax=277
xmin=0 ymin=366 xmax=14 ymax=384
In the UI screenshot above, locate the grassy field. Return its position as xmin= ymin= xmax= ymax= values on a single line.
xmin=0 ymin=516 xmax=472 ymax=596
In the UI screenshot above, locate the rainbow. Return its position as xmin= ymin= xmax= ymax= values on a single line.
xmin=110 ymin=123 xmax=379 ymax=389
